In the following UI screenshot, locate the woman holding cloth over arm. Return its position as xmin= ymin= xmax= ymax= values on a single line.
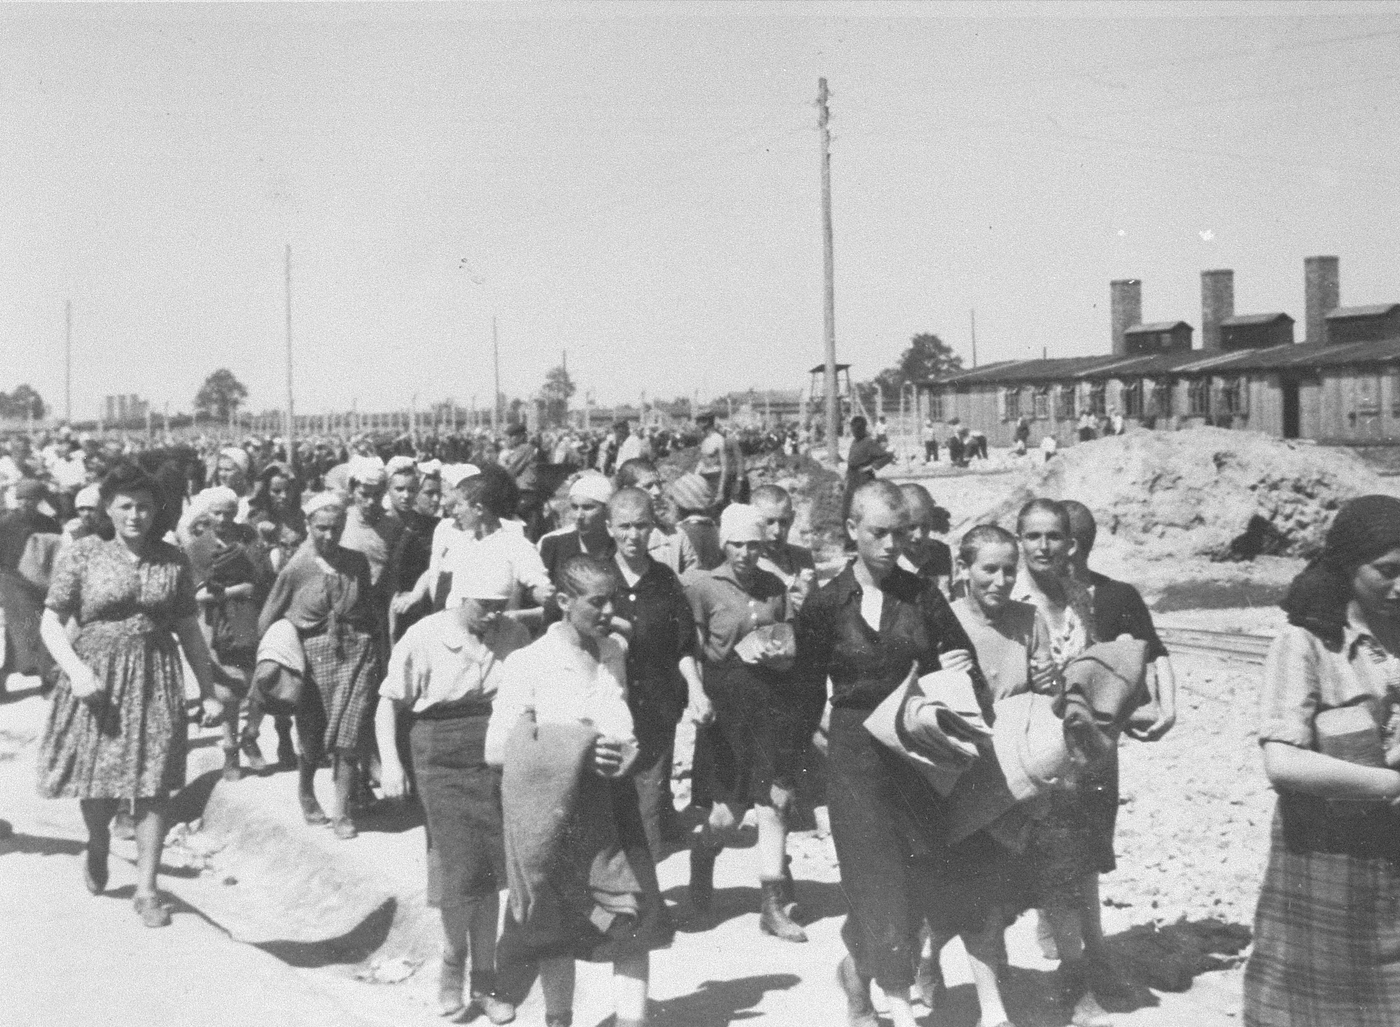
xmin=375 ymin=551 xmax=528 ymax=1024
xmin=796 ymin=481 xmax=1021 ymax=1027
xmin=36 ymin=463 xmax=224 ymax=928
xmin=1244 ymin=495 xmax=1400 ymax=1027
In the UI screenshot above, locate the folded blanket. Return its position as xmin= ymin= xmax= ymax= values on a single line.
xmin=501 ymin=715 xmax=641 ymax=957
xmin=256 ymin=618 xmax=305 ymax=674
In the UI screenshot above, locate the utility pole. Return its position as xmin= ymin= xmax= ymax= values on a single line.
xmin=64 ymin=300 xmax=72 ymax=424
xmin=818 ymin=77 xmax=839 ymax=467
xmin=971 ymin=308 xmax=978 ymax=369
xmin=285 ymin=245 xmax=297 ymax=471
xmin=492 ymin=316 xmax=501 ymax=432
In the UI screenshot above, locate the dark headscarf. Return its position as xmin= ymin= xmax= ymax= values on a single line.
xmin=1281 ymin=495 xmax=1400 ymax=650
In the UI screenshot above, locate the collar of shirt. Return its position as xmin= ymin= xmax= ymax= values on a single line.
xmin=707 ymin=559 xmax=784 ymax=599
xmin=1344 ymin=600 xmax=1396 ymax=659
xmin=826 ymin=561 xmax=922 ymax=606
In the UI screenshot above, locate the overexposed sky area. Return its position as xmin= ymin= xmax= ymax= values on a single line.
xmin=3 ymin=1 xmax=1399 ymax=420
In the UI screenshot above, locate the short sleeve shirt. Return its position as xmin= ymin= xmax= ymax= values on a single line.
xmin=685 ymin=561 xmax=787 ymax=665
xmin=1260 ymin=605 xmax=1400 ymax=750
xmin=379 ymin=609 xmax=530 ymax=714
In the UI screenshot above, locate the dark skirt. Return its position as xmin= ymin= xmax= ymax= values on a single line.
xmin=827 ymin=707 xmax=1026 ymax=993
xmin=298 ymin=626 xmax=379 ymax=755
xmin=1023 ymin=755 xmax=1118 ymax=901
xmin=412 ymin=712 xmax=505 ymax=906
xmin=0 ymin=570 xmax=52 ymax=678
xmin=702 ymin=661 xmax=812 ymax=810
xmin=1244 ymin=795 xmax=1400 ymax=1027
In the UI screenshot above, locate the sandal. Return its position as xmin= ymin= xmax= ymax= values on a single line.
xmin=332 ymin=817 xmax=358 ymax=840
xmin=299 ymin=793 xmax=330 ymax=826
xmin=133 ymin=894 xmax=172 ymax=928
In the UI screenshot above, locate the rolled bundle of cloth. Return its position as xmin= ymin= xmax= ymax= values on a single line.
xmin=499 ymin=716 xmax=648 ymax=964
xmin=250 ymin=619 xmax=306 ymax=715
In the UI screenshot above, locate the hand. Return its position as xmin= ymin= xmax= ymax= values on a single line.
xmin=592 ymin=737 xmax=626 ymax=778
xmin=200 ymin=696 xmax=226 ymax=729
xmin=390 ymin=592 xmax=417 ymax=616
xmin=1126 ymin=702 xmax=1176 ymax=742
xmin=67 ymin=664 xmax=103 ymax=700
xmin=687 ymin=693 xmax=715 ymax=726
xmin=1030 ymin=656 xmax=1058 ymax=694
xmin=379 ymin=761 xmax=408 ymax=801
xmin=940 ymin=648 xmax=974 ymax=674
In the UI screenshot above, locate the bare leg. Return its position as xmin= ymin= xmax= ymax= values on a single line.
xmin=754 ymin=803 xmax=787 ymax=880
xmin=885 ymin=993 xmax=920 ymax=1027
xmin=612 ymin=953 xmax=649 ymax=1025
xmin=132 ymin=798 xmax=166 ymax=901
xmin=963 ymin=920 xmax=1010 ymax=1027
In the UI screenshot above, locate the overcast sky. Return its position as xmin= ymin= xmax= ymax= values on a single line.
xmin=3 ymin=1 xmax=1399 ymax=420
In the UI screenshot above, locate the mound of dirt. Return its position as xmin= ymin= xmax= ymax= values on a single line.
xmin=969 ymin=426 xmax=1397 ymax=563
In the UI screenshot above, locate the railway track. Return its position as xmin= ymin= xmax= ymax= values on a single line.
xmin=1158 ymin=626 xmax=1274 ymax=665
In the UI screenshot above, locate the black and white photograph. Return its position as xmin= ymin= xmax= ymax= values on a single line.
xmin=2 ymin=3 xmax=1400 ymax=1026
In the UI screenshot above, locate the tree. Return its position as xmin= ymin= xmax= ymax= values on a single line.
xmin=539 ymin=365 xmax=576 ymax=428
xmin=869 ymin=333 xmax=963 ymax=396
xmin=0 ymin=384 xmax=46 ymax=421
xmin=194 ymin=369 xmax=249 ymax=422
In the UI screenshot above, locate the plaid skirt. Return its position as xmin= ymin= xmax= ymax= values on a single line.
xmin=1244 ymin=796 xmax=1400 ymax=1027
xmin=298 ymin=626 xmax=380 ymax=755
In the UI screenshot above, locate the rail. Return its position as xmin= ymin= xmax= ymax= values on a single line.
xmin=1157 ymin=626 xmax=1273 ymax=665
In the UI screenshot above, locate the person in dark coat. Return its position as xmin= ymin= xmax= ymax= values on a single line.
xmin=0 ymin=478 xmax=62 ymax=694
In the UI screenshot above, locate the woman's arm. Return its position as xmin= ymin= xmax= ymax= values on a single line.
xmin=1262 ymin=740 xmax=1400 ymax=803
xmin=678 ymin=654 xmax=711 ymax=724
xmin=39 ymin=609 xmax=100 ymax=697
xmin=374 ymin=698 xmax=409 ymax=799
xmin=257 ymin=560 xmax=297 ymax=638
xmin=174 ymin=614 xmax=223 ymax=725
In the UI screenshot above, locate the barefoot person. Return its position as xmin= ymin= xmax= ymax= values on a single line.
xmin=1245 ymin=495 xmax=1400 ymax=1027
xmin=37 ymin=463 xmax=224 ymax=927
xmin=375 ymin=551 xmax=528 ymax=1024
xmin=798 ymin=482 xmax=1018 ymax=1027
xmin=488 ymin=555 xmax=668 ymax=1027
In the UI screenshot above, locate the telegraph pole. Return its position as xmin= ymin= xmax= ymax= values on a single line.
xmin=818 ymin=78 xmax=839 ymax=467
xmin=285 ymin=245 xmax=297 ymax=471
xmin=971 ymin=308 xmax=978 ymax=368
xmin=492 ymin=316 xmax=501 ymax=432
xmin=64 ymin=300 xmax=72 ymax=424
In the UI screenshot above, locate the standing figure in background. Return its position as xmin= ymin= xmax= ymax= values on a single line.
xmin=669 ymin=473 xmax=724 ymax=575
xmin=694 ymin=413 xmax=728 ymax=510
xmin=842 ymin=416 xmax=894 ymax=536
xmin=898 ymin=483 xmax=954 ymax=599
xmin=499 ymin=424 xmax=544 ymax=542
xmin=0 ymin=479 xmax=61 ymax=696
xmin=247 ymin=462 xmax=305 ymax=572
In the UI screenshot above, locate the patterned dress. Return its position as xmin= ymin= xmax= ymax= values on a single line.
xmin=37 ymin=536 xmax=198 ymax=802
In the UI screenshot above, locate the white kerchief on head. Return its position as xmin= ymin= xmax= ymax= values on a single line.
xmin=569 ymin=472 xmax=614 ymax=506
xmin=302 ymin=491 xmax=347 ymax=518
xmin=220 ymin=447 xmax=250 ymax=473
xmin=719 ymin=503 xmax=765 ymax=544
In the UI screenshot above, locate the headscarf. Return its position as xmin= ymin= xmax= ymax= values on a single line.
xmin=385 ymin=455 xmax=417 ymax=477
xmin=441 ymin=463 xmax=480 ymax=490
xmin=74 ymin=484 xmax=101 ymax=510
xmin=719 ymin=503 xmax=766 ymax=544
xmin=1282 ymin=494 xmax=1400 ymax=650
xmin=668 ymin=472 xmax=714 ymax=514
xmin=193 ymin=485 xmax=240 ymax=514
xmin=569 ymin=471 xmax=615 ymax=506
xmin=302 ymin=491 xmax=347 ymax=519
xmin=219 ymin=447 xmax=250 ymax=474
xmin=347 ymin=454 xmax=387 ymax=489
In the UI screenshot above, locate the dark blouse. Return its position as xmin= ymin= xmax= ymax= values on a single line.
xmin=795 ymin=562 xmax=987 ymax=714
xmin=613 ymin=557 xmax=696 ymax=708
xmin=1087 ymin=570 xmax=1169 ymax=661
xmin=258 ymin=543 xmax=378 ymax=637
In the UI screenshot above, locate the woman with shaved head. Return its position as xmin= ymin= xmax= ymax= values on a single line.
xmin=796 ymin=480 xmax=1017 ymax=1027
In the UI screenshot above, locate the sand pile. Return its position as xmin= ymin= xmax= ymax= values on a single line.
xmin=970 ymin=426 xmax=1396 ymax=562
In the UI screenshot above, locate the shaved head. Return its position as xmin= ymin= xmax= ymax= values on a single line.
xmin=849 ymin=480 xmax=906 ymax=527
xmin=1061 ymin=499 xmax=1097 ymax=554
xmin=608 ymin=487 xmax=654 ymax=524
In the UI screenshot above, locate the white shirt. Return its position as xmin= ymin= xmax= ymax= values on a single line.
xmin=441 ymin=524 xmax=552 ymax=608
xmin=380 ymin=610 xmax=530 ymax=714
xmin=484 ymin=623 xmax=635 ymax=766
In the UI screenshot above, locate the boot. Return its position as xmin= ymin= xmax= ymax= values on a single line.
xmin=221 ymin=746 xmax=242 ymax=783
xmin=438 ymin=955 xmax=466 ymax=1019
xmin=689 ymin=845 xmax=718 ymax=913
xmin=1060 ymin=959 xmax=1113 ymax=1027
xmin=759 ymin=879 xmax=807 ymax=942
xmin=836 ymin=955 xmax=878 ymax=1027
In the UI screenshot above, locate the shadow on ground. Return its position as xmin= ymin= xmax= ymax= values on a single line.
xmin=651 ymin=972 xmax=801 ymax=1024
xmin=254 ymin=898 xmax=399 ymax=968
xmin=667 ymin=880 xmax=846 ymax=934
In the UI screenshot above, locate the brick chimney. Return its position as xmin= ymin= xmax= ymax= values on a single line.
xmin=1110 ymin=278 xmax=1142 ymax=356
xmin=1304 ymin=256 xmax=1339 ymax=345
xmin=1201 ymin=269 xmax=1234 ymax=352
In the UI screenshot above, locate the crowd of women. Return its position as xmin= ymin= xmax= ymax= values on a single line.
xmin=3 ymin=418 xmax=1399 ymax=1027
